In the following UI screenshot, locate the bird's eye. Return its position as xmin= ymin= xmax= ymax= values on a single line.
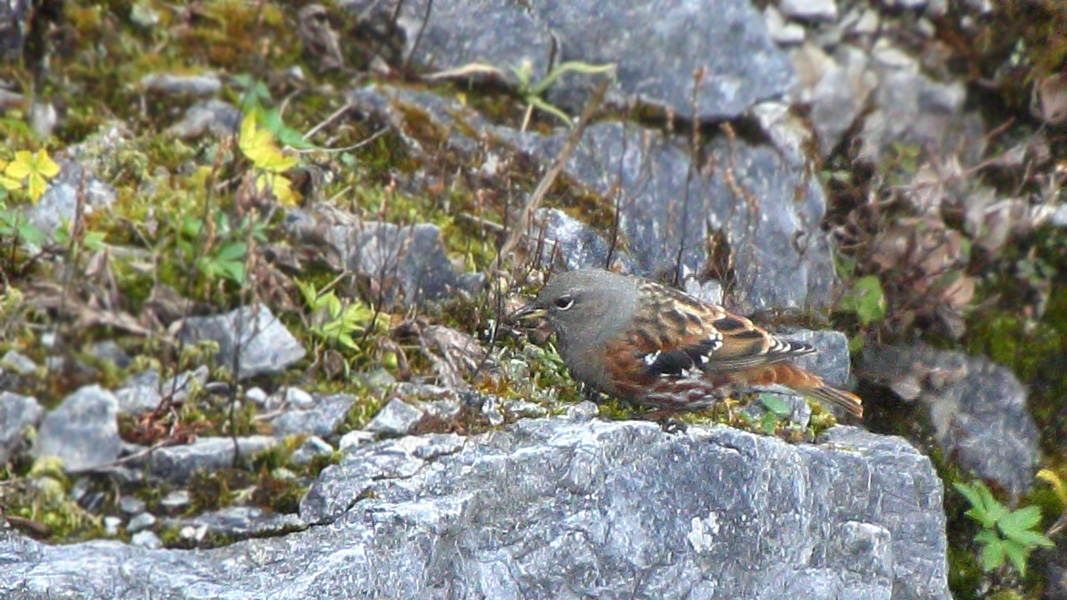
xmin=554 ymin=296 xmax=574 ymax=310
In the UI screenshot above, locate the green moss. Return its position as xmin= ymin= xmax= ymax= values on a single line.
xmin=251 ymin=443 xmax=295 ymax=473
xmin=340 ymin=388 xmax=387 ymax=432
xmin=0 ymin=476 xmax=104 ymax=543
xmin=948 ymin=541 xmax=985 ymax=599
xmin=187 ymin=469 xmax=245 ymax=513
xmin=304 ymin=450 xmax=342 ymax=478
xmin=251 ymin=472 xmax=305 ymax=514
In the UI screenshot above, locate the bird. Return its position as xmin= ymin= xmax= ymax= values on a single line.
xmin=511 ymin=269 xmax=863 ymax=418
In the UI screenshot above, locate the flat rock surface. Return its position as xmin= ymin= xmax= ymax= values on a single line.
xmin=1 ymin=417 xmax=948 ymax=599
xmin=347 ymin=0 xmax=794 ymax=121
xmin=32 ymin=385 xmax=121 ymax=472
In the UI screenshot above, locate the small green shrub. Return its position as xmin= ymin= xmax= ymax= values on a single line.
xmin=954 ymin=480 xmax=1054 ymax=577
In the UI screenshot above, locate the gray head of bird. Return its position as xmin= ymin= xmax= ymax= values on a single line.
xmin=511 ymin=269 xmax=639 ymax=349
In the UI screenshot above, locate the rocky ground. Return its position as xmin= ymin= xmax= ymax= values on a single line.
xmin=0 ymin=0 xmax=1065 ymax=599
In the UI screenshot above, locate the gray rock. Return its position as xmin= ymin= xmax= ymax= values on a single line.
xmin=169 ymin=99 xmax=243 ymax=140
xmin=176 ymin=305 xmax=306 ymax=380
xmin=270 ymin=393 xmax=357 ymax=439
xmin=244 ymin=387 xmax=268 ymax=407
xmin=856 ymin=68 xmax=985 ymax=167
xmin=24 ymin=159 xmax=117 ymax=241
xmin=33 ymin=385 xmax=121 ymax=472
xmin=793 ymin=43 xmax=879 ymax=158
xmin=338 ymin=429 xmax=376 ymax=451
xmin=103 ymin=516 xmax=123 ymax=537
xmin=502 ymin=399 xmax=547 ymax=419
xmin=0 ymin=419 xmax=948 ymax=599
xmin=1052 ymin=205 xmax=1067 ymax=228
xmin=780 ymin=0 xmax=838 ymax=21
xmin=0 ymin=391 xmax=43 ymax=464
xmin=160 ymin=490 xmax=191 ymax=513
xmin=284 ymin=387 xmax=315 ymax=409
xmin=530 ymin=208 xmax=636 ymax=273
xmin=119 ymin=496 xmax=146 ymax=516
xmin=127 ymin=513 xmax=156 ymax=535
xmin=346 ymin=0 xmax=793 ymax=122
xmin=563 ymin=400 xmax=599 ymax=422
xmin=480 ymin=394 xmax=504 ymax=427
xmin=364 ymin=399 xmax=424 ymax=436
xmin=130 ymin=530 xmax=162 ymax=550
xmin=788 ymin=330 xmax=854 ymax=389
xmin=683 ymin=277 xmax=724 ymax=306
xmin=287 ymin=212 xmax=478 ymax=308
xmin=763 ymin=5 xmax=806 ymax=45
xmin=1 ymin=350 xmax=36 ymax=375
xmin=0 ymin=0 xmax=31 ymax=62
xmin=87 ymin=340 xmax=132 ymax=369
xmin=161 ymin=506 xmax=305 ymax=541
xmin=114 ymin=366 xmax=209 ymax=416
xmin=301 ymin=432 xmax=467 ymax=522
xmin=141 ymin=73 xmax=221 ymax=96
xmin=0 ymin=88 xmax=24 ymax=110
xmin=69 ymin=477 xmax=92 ymax=504
xmin=419 ymin=397 xmax=459 ymax=423
xmin=883 ymin=0 xmax=928 ymax=8
xmin=290 ymin=436 xmax=334 ymax=467
xmin=131 ymin=436 xmax=278 ymax=484
xmin=509 ymin=120 xmax=836 ymax=310
xmin=861 ymin=344 xmax=1040 ymax=499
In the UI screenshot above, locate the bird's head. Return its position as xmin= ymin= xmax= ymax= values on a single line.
xmin=511 ymin=269 xmax=637 ymax=337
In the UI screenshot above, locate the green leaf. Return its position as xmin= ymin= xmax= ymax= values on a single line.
xmin=1001 ymin=538 xmax=1029 ymax=577
xmin=529 ymin=61 xmax=615 ymax=96
xmin=760 ymin=393 xmax=792 ymax=416
xmin=955 ymin=482 xmax=996 ymax=528
xmin=976 ymin=484 xmax=1009 ymax=525
xmin=761 ymin=411 xmax=779 ymax=435
xmin=217 ymin=260 xmax=245 ymax=284
xmin=84 ymin=230 xmax=106 ymax=251
xmin=215 ymin=241 xmax=247 ymax=262
xmin=838 ymin=275 xmax=886 ymax=326
xmin=974 ymin=529 xmax=1001 ymax=545
xmin=977 ymin=535 xmax=1006 ymax=571
xmin=526 ymin=96 xmax=575 ymax=128
xmin=998 ymin=505 xmax=1043 ymax=536
xmin=296 ymin=280 xmax=317 ymax=308
xmin=1004 ymin=528 xmax=1054 ymax=549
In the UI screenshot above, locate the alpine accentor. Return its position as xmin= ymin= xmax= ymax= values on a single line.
xmin=513 ymin=269 xmax=863 ymax=418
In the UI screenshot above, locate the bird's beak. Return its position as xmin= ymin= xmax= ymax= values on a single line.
xmin=509 ymin=303 xmax=546 ymax=322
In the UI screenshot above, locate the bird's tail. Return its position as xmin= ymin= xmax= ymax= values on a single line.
xmin=730 ymin=363 xmax=864 ymax=418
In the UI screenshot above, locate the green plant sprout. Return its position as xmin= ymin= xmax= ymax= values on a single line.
xmin=425 ymin=59 xmax=615 ymax=131
xmin=0 ymin=208 xmax=46 ymax=248
xmin=954 ymin=480 xmax=1054 ymax=577
xmin=758 ymin=393 xmax=793 ymax=434
xmin=511 ymin=59 xmax=615 ymax=131
xmin=297 ymin=280 xmax=380 ymax=352
xmin=53 ymin=221 xmax=107 ymax=253
xmin=176 ymin=209 xmax=265 ymax=285
xmin=838 ymin=274 xmax=886 ymax=326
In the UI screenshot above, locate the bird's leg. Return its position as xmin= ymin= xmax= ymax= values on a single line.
xmin=581 ymin=384 xmax=602 ymax=404
xmin=637 ymin=407 xmax=688 ymax=434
